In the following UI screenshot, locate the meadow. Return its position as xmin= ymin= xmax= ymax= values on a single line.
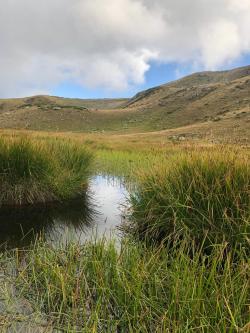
xmin=0 ymin=130 xmax=249 ymax=332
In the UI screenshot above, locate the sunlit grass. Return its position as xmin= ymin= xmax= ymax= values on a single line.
xmin=0 ymin=130 xmax=249 ymax=332
xmin=95 ymin=149 xmax=168 ymax=178
xmin=0 ymin=136 xmax=93 ymax=206
xmin=129 ymin=149 xmax=250 ymax=252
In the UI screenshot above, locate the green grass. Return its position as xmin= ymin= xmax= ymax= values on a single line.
xmin=95 ymin=149 xmax=168 ymax=179
xmin=0 ymin=132 xmax=249 ymax=332
xmin=0 ymin=136 xmax=93 ymax=206
xmin=0 ymin=238 xmax=247 ymax=332
xmin=129 ymin=150 xmax=250 ymax=252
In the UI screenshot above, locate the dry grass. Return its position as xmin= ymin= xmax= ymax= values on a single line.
xmin=0 ymin=66 xmax=249 ymax=143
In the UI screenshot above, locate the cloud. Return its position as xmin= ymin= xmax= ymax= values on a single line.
xmin=0 ymin=0 xmax=250 ymax=97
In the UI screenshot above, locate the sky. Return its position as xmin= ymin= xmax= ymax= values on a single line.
xmin=1 ymin=0 xmax=250 ymax=99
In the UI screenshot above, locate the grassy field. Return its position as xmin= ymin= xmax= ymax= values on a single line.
xmin=0 ymin=130 xmax=249 ymax=332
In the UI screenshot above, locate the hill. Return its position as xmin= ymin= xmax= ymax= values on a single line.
xmin=0 ymin=65 xmax=249 ymax=143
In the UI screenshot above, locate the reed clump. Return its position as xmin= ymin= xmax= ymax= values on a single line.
xmin=130 ymin=150 xmax=250 ymax=251
xmin=0 ymin=136 xmax=93 ymax=206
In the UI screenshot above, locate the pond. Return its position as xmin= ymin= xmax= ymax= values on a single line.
xmin=0 ymin=175 xmax=129 ymax=250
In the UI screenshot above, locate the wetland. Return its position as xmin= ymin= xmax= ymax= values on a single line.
xmin=0 ymin=132 xmax=249 ymax=332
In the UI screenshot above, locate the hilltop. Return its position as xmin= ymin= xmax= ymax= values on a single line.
xmin=0 ymin=65 xmax=249 ymax=143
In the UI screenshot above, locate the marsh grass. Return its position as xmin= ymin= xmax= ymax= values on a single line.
xmin=0 ymin=133 xmax=249 ymax=332
xmin=129 ymin=150 xmax=250 ymax=252
xmin=5 ymin=238 xmax=248 ymax=332
xmin=95 ymin=149 xmax=170 ymax=179
xmin=0 ymin=136 xmax=93 ymax=206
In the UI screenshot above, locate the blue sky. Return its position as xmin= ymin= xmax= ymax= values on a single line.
xmin=52 ymin=54 xmax=250 ymax=99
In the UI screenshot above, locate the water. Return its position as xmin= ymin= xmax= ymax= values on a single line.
xmin=0 ymin=175 xmax=129 ymax=250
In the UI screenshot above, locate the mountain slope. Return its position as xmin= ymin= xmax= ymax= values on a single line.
xmin=0 ymin=65 xmax=249 ymax=142
xmin=122 ymin=65 xmax=250 ymax=135
xmin=127 ymin=65 xmax=250 ymax=107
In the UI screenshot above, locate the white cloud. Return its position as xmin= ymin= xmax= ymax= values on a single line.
xmin=0 ymin=0 xmax=250 ymax=97
xmin=200 ymin=20 xmax=241 ymax=69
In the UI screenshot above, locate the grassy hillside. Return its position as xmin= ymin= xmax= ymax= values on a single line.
xmin=0 ymin=65 xmax=249 ymax=143
xmin=125 ymin=65 xmax=250 ymax=130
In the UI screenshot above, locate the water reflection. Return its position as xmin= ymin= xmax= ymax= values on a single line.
xmin=0 ymin=176 xmax=128 ymax=250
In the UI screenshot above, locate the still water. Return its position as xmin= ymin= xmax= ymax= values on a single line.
xmin=0 ymin=176 xmax=128 ymax=249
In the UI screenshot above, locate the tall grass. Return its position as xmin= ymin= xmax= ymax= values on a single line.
xmin=5 ymin=238 xmax=247 ymax=332
xmin=0 ymin=133 xmax=249 ymax=331
xmin=129 ymin=150 xmax=250 ymax=252
xmin=0 ymin=136 xmax=93 ymax=206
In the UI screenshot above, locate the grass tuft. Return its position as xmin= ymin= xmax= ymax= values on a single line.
xmin=0 ymin=136 xmax=93 ymax=206
xmin=129 ymin=150 xmax=250 ymax=252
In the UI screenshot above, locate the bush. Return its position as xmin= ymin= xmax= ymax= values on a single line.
xmin=129 ymin=151 xmax=250 ymax=251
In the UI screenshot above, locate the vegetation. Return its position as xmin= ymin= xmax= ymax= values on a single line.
xmin=0 ymin=66 xmax=250 ymax=144
xmin=0 ymin=136 xmax=92 ymax=206
xmin=129 ymin=150 xmax=250 ymax=252
xmin=95 ymin=149 xmax=168 ymax=178
xmin=0 ymin=238 xmax=247 ymax=332
xmin=0 ymin=130 xmax=249 ymax=332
